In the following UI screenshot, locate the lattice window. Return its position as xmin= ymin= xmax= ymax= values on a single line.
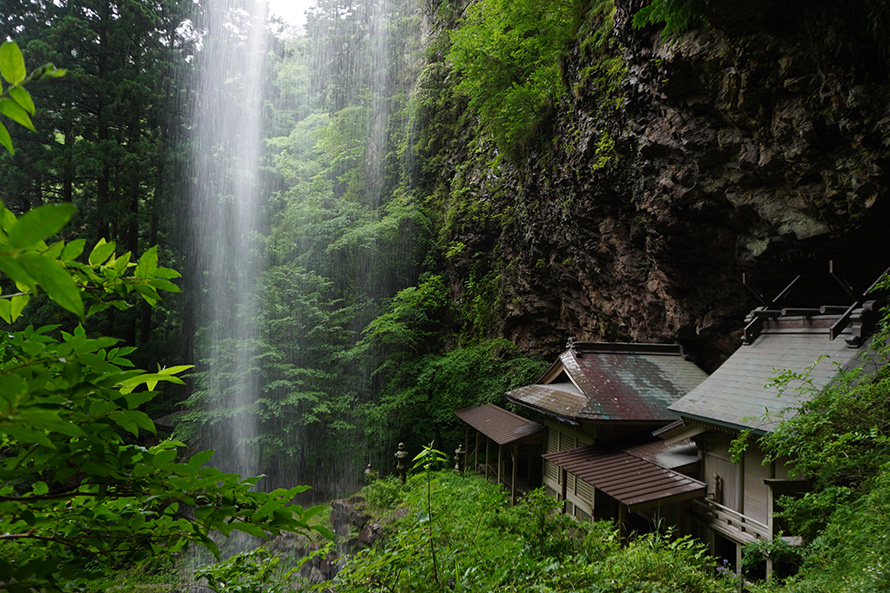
xmin=577 ymin=478 xmax=594 ymax=503
xmin=560 ymin=434 xmax=576 ymax=451
xmin=544 ymin=460 xmax=557 ymax=481
xmin=547 ymin=430 xmax=558 ymax=454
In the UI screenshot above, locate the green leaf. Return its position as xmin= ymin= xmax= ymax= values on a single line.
xmin=7 ymin=203 xmax=75 ymax=248
xmin=125 ymin=390 xmax=156 ymax=410
xmin=0 ymin=373 xmax=27 ymax=398
xmin=0 ymin=98 xmax=35 ymax=132
xmin=152 ymin=448 xmax=177 ymax=468
xmin=130 ymin=410 xmax=156 ymax=435
xmin=187 ymin=450 xmax=215 ymax=469
xmin=41 ymin=64 xmax=66 ymax=79
xmin=231 ymin=522 xmax=267 ymax=538
xmin=0 ymin=299 xmax=11 ymax=323
xmin=17 ymin=253 xmax=83 ymax=317
xmin=135 ymin=246 xmax=158 ymax=279
xmin=0 ymin=42 xmax=26 ymax=85
xmin=44 ymin=240 xmax=64 ymax=259
xmin=0 ymin=254 xmax=36 ymax=288
xmin=148 ymin=278 xmax=181 ymax=293
xmin=133 ymin=282 xmax=159 ymax=306
xmin=153 ymin=266 xmax=182 ymax=279
xmin=0 ymin=121 xmax=12 ymax=155
xmin=9 ymin=294 xmax=29 ymax=322
xmin=89 ymin=239 xmax=115 ymax=266
xmin=110 ymin=411 xmax=139 ymax=436
xmin=4 ymin=425 xmax=53 ymax=447
xmin=61 ymin=239 xmax=86 ymax=262
xmin=9 ymin=87 xmax=35 ymax=115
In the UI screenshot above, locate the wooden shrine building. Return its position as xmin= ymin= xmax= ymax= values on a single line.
xmin=454 ymin=403 xmax=546 ymax=505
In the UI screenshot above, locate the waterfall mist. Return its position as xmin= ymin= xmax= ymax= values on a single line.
xmin=189 ymin=0 xmax=269 ymax=480
xmin=186 ymin=0 xmax=424 ymax=500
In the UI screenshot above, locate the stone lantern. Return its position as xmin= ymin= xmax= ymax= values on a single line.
xmin=453 ymin=444 xmax=465 ymax=474
xmin=394 ymin=442 xmax=409 ymax=484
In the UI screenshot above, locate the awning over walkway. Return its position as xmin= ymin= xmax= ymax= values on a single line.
xmin=543 ymin=444 xmax=706 ymax=511
xmin=454 ymin=404 xmax=546 ymax=446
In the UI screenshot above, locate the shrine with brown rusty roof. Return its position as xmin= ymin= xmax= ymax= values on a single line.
xmin=455 ymin=340 xmax=709 ymax=535
xmin=507 ymin=341 xmax=708 ymax=426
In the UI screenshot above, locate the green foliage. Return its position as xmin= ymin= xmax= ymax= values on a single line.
xmin=194 ymin=547 xmax=303 ymax=593
xmin=745 ymin=466 xmax=890 ymax=593
xmin=0 ymin=41 xmax=64 ymax=155
xmin=411 ymin=442 xmax=451 ymax=590
xmin=2 ymin=4 xmax=196 ymax=370
xmin=447 ymin=0 xmax=585 ymax=157
xmin=355 ymin=273 xmax=449 ymax=358
xmin=736 ymin=290 xmax=890 ymax=591
xmin=589 ymin=531 xmax=728 ymax=592
xmin=0 ymin=203 xmax=330 ymax=591
xmin=360 ymin=475 xmax=409 ymax=511
xmin=512 ymin=488 xmax=592 ymax=558
xmin=333 ymin=472 xmax=733 ymax=593
xmin=364 ymin=339 xmax=545 ymax=459
xmin=749 ymin=356 xmax=890 ymax=540
xmin=742 ymin=536 xmax=802 ymax=581
xmin=632 ymin=0 xmax=707 ymax=40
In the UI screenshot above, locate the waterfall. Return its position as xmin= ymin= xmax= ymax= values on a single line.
xmin=189 ymin=0 xmax=270 ymax=480
xmin=187 ymin=0 xmax=421 ymax=497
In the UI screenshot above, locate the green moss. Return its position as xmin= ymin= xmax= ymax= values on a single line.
xmin=593 ymin=130 xmax=616 ymax=170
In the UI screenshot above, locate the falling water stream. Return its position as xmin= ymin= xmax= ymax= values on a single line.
xmin=190 ymin=0 xmax=269 ymax=480
xmin=189 ymin=0 xmax=420 ymax=497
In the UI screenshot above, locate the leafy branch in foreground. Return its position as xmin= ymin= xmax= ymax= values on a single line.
xmin=0 ymin=200 xmax=331 ymax=592
xmin=0 ymin=41 xmax=65 ymax=155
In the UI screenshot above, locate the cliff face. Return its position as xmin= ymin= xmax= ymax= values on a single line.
xmin=440 ymin=0 xmax=890 ymax=369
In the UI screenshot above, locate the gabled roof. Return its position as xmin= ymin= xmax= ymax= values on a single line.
xmin=543 ymin=443 xmax=706 ymax=511
xmin=454 ymin=404 xmax=546 ymax=446
xmin=670 ymin=315 xmax=880 ymax=433
xmin=507 ymin=342 xmax=708 ymax=423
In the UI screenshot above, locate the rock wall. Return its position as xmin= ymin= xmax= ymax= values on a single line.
xmin=441 ymin=0 xmax=890 ymax=370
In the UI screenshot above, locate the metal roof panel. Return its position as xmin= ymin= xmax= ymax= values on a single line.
xmin=543 ymin=444 xmax=706 ymax=510
xmin=670 ymin=318 xmax=878 ymax=432
xmin=508 ymin=343 xmax=708 ymax=422
xmin=454 ymin=404 xmax=546 ymax=446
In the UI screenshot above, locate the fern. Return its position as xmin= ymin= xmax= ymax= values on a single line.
xmin=632 ymin=0 xmax=707 ymax=41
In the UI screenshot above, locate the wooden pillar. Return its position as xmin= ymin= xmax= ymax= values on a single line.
xmin=525 ymin=443 xmax=533 ymax=485
xmin=736 ymin=453 xmax=745 ymax=514
xmin=474 ymin=431 xmax=480 ymax=473
xmin=511 ymin=443 xmax=518 ymax=505
xmin=484 ymin=438 xmax=490 ymax=479
xmin=618 ymin=502 xmax=627 ymax=544
xmin=463 ymin=426 xmax=470 ymax=470
xmin=560 ymin=468 xmax=568 ymax=514
xmin=765 ymin=460 xmax=777 ymax=580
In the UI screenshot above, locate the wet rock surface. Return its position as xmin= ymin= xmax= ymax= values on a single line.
xmin=441 ymin=0 xmax=890 ymax=370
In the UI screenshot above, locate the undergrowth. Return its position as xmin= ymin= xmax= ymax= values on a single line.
xmin=330 ymin=471 xmax=734 ymax=593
